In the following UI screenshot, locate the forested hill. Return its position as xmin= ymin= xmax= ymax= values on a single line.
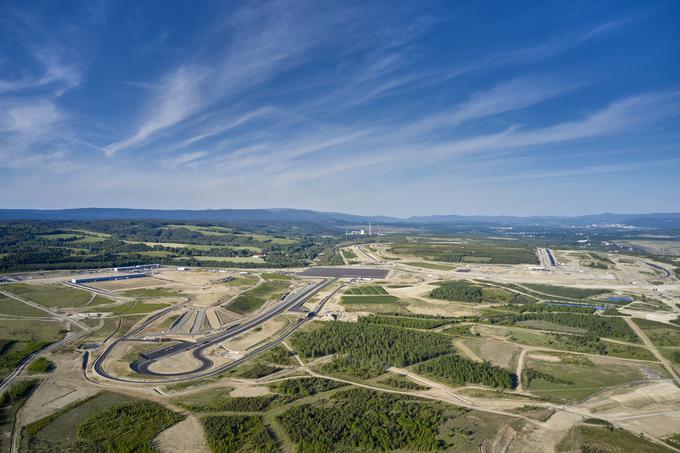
xmin=1 ymin=208 xmax=679 ymax=229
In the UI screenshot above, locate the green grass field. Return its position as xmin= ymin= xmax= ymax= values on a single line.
xmin=228 ymin=280 xmax=291 ymax=314
xmin=479 ymin=325 xmax=654 ymax=360
xmin=87 ymin=295 xmax=116 ymax=306
xmin=0 ymin=295 xmax=47 ymax=317
xmin=388 ymin=240 xmax=537 ymax=265
xmin=524 ymin=354 xmax=648 ymax=402
xmin=0 ymin=319 xmax=65 ymax=342
xmin=515 ymin=319 xmax=588 ymax=334
xmin=2 ymin=283 xmax=92 ymax=308
xmin=633 ymin=318 xmax=680 ymax=347
xmin=123 ymin=240 xmax=262 ymax=253
xmin=344 ymin=286 xmax=388 ymax=295
xmin=223 ymin=276 xmax=259 ymax=286
xmin=521 ymin=284 xmax=610 ymax=299
xmin=122 ymin=288 xmax=178 ymax=298
xmin=341 ymin=295 xmax=399 ymax=304
xmin=260 ymin=272 xmax=292 ymax=280
xmin=104 ymin=302 xmax=170 ymax=315
xmin=343 ymin=248 xmax=358 ymax=260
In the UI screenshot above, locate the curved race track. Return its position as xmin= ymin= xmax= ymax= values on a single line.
xmin=92 ymin=278 xmax=335 ymax=383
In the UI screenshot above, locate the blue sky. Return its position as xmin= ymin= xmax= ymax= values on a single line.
xmin=0 ymin=0 xmax=679 ymax=216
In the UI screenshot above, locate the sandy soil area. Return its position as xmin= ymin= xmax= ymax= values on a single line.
xmin=220 ymin=317 xmax=287 ymax=352
xmin=19 ymin=380 xmax=98 ymax=425
xmin=229 ymin=384 xmax=271 ymax=397
xmin=154 ymin=415 xmax=210 ymax=453
xmin=147 ymin=350 xmax=203 ymax=374
xmin=206 ymin=309 xmax=220 ymax=329
xmin=90 ymin=277 xmax=168 ymax=291
xmin=528 ymin=353 xmax=562 ymax=363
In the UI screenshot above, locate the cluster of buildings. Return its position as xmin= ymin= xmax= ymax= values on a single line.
xmin=345 ymin=222 xmax=383 ymax=236
xmin=70 ymin=263 xmax=160 ymax=284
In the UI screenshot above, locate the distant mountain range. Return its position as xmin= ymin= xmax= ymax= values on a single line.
xmin=0 ymin=208 xmax=679 ymax=229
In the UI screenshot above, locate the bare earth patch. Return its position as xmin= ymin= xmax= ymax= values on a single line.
xmin=528 ymin=353 xmax=562 ymax=363
xmin=90 ymin=277 xmax=167 ymax=291
xmin=154 ymin=415 xmax=209 ymax=453
xmin=229 ymin=384 xmax=271 ymax=397
xmin=220 ymin=317 xmax=286 ymax=352
xmin=19 ymin=381 xmax=98 ymax=425
xmin=147 ymin=350 xmax=203 ymax=374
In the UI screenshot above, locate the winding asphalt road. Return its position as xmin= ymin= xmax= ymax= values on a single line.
xmin=92 ymin=277 xmax=335 ymax=383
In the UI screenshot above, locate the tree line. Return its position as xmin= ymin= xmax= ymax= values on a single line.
xmin=486 ymin=312 xmax=639 ymax=342
xmin=416 ymin=354 xmax=515 ymax=389
xmin=290 ymin=321 xmax=453 ymax=378
xmin=430 ymin=282 xmax=483 ymax=303
xmin=278 ymin=388 xmax=444 ymax=452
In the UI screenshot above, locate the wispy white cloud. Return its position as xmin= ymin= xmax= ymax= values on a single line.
xmin=261 ymin=90 xmax=680 ymax=184
xmin=103 ymin=1 xmax=357 ymax=156
xmin=161 ymin=150 xmax=208 ymax=168
xmin=173 ymin=107 xmax=275 ymax=150
xmin=440 ymin=20 xmax=629 ymax=83
xmin=0 ymin=51 xmax=81 ymax=95
xmin=403 ymin=75 xmax=579 ymax=136
xmin=104 ymin=65 xmax=206 ymax=156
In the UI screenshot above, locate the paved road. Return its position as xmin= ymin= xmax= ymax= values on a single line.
xmin=190 ymin=309 xmax=205 ymax=334
xmin=93 ymin=278 xmax=335 ymax=383
xmin=168 ymin=310 xmax=192 ymax=334
xmin=645 ymin=261 xmax=672 ymax=279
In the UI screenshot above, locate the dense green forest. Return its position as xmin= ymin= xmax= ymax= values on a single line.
xmin=290 ymin=322 xmax=453 ymax=378
xmin=272 ymin=377 xmax=347 ymax=397
xmin=416 ymin=354 xmax=516 ymax=389
xmin=507 ymin=303 xmax=597 ymax=314
xmin=486 ymin=312 xmax=638 ymax=342
xmin=202 ymin=415 xmax=278 ymax=453
xmin=75 ymin=401 xmax=183 ymax=453
xmin=358 ymin=315 xmax=455 ymax=330
xmin=278 ymin=388 xmax=444 ymax=452
xmin=379 ymin=375 xmax=431 ymax=390
xmin=177 ymin=393 xmax=291 ymax=413
xmin=0 ymin=221 xmax=341 ymax=271
xmin=430 ymin=281 xmax=483 ymax=303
